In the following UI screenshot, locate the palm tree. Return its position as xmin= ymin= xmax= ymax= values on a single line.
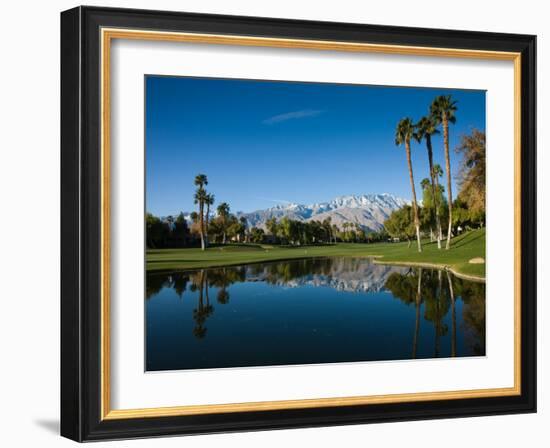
xmin=414 ymin=116 xmax=442 ymax=249
xmin=194 ymin=174 xmax=208 ymax=250
xmin=431 ymin=95 xmax=457 ymax=249
xmin=342 ymin=222 xmax=348 ymax=241
xmin=322 ymin=217 xmax=333 ymax=243
xmin=217 ymin=202 xmax=230 ymax=244
xmin=395 ymin=117 xmax=422 ymax=252
xmin=432 ymin=164 xmax=444 ymax=242
xmin=204 ymin=193 xmax=215 ymax=246
xmin=194 ymin=188 xmax=207 ymax=250
xmin=354 ymin=223 xmax=362 ymax=242
xmin=239 ymin=216 xmax=248 ymax=242
xmin=332 ymin=224 xmax=339 ymax=243
xmin=194 ymin=173 xmax=208 ymax=188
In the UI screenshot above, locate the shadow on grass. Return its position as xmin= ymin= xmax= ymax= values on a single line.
xmin=276 ymin=243 xmax=338 ymax=249
xmin=450 ymin=231 xmax=485 ymax=250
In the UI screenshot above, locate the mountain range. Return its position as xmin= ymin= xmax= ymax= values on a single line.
xmin=236 ymin=193 xmax=408 ymax=232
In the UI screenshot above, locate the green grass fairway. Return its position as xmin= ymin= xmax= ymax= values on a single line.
xmin=147 ymin=228 xmax=485 ymax=280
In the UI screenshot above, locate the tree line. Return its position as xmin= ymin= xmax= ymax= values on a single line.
xmin=394 ymin=95 xmax=485 ymax=251
xmin=147 ymin=172 xmax=395 ymax=249
xmin=147 ymin=174 xmax=248 ymax=249
xmin=260 ymin=216 xmax=387 ymax=245
xmin=146 ymin=205 xmax=389 ymax=249
xmin=386 ymin=126 xmax=485 ymax=245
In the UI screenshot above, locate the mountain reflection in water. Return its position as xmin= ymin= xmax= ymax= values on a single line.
xmin=146 ymin=257 xmax=485 ymax=371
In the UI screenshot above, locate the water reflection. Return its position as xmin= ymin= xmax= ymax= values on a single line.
xmin=146 ymin=257 xmax=485 ymax=371
xmin=384 ymin=268 xmax=485 ymax=358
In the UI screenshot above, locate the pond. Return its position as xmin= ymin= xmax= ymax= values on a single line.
xmin=146 ymin=257 xmax=485 ymax=371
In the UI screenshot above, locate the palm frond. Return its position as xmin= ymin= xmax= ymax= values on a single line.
xmin=395 ymin=117 xmax=414 ymax=147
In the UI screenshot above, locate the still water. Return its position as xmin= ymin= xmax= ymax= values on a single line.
xmin=146 ymin=257 xmax=485 ymax=371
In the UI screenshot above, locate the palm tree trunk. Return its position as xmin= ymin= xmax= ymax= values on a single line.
xmin=199 ymin=202 xmax=205 ymax=251
xmin=221 ymin=216 xmax=227 ymax=244
xmin=426 ymin=136 xmax=442 ymax=249
xmin=434 ymin=175 xmax=444 ymax=243
xmin=443 ymin=116 xmax=453 ymax=249
xmin=405 ymin=141 xmax=422 ymax=252
xmin=205 ymin=204 xmax=210 ymax=248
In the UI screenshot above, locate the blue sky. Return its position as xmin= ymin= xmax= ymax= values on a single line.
xmin=145 ymin=76 xmax=485 ymax=216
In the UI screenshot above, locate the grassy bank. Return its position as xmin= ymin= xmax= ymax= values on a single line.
xmin=147 ymin=228 xmax=485 ymax=280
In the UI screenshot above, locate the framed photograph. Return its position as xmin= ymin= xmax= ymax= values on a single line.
xmin=61 ymin=6 xmax=536 ymax=441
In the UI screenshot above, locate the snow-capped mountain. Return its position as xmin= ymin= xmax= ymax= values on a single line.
xmin=237 ymin=193 xmax=408 ymax=232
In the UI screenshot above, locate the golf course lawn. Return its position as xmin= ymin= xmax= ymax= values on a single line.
xmin=146 ymin=228 xmax=485 ymax=280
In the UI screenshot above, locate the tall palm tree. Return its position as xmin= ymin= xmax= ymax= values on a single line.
xmin=414 ymin=116 xmax=442 ymax=249
xmin=193 ymin=174 xmax=208 ymax=250
xmin=395 ymin=117 xmax=422 ymax=252
xmin=342 ymin=222 xmax=348 ymax=241
xmin=354 ymin=223 xmax=363 ymax=243
xmin=204 ymin=193 xmax=215 ymax=246
xmin=194 ymin=174 xmax=208 ymax=189
xmin=194 ymin=189 xmax=207 ymax=250
xmin=217 ymin=202 xmax=230 ymax=244
xmin=322 ymin=217 xmax=332 ymax=243
xmin=239 ymin=216 xmax=248 ymax=242
xmin=432 ymin=164 xmax=444 ymax=243
xmin=431 ymin=95 xmax=457 ymax=249
xmin=332 ymin=224 xmax=339 ymax=243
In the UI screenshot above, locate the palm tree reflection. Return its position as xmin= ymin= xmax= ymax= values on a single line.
xmin=412 ymin=268 xmax=422 ymax=358
xmin=447 ymin=272 xmax=456 ymax=357
xmin=190 ymin=267 xmax=246 ymax=339
xmin=190 ymin=270 xmax=214 ymax=339
xmin=427 ymin=270 xmax=450 ymax=357
xmin=385 ymin=268 xmax=485 ymax=357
